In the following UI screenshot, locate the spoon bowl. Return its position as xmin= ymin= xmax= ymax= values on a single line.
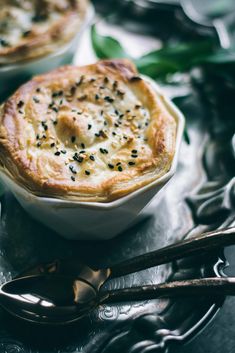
xmin=0 ymin=275 xmax=100 ymax=324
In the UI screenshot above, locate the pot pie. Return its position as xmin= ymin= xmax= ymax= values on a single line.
xmin=0 ymin=59 xmax=177 ymax=202
xmin=0 ymin=0 xmax=89 ymax=65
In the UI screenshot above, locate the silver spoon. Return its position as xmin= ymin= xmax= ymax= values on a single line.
xmin=2 ymin=274 xmax=235 ymax=325
xmin=181 ymin=0 xmax=235 ymax=49
xmin=1 ymin=226 xmax=235 ymax=325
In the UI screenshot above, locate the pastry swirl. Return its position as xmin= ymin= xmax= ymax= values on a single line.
xmin=0 ymin=60 xmax=177 ymax=202
xmin=0 ymin=0 xmax=88 ymax=65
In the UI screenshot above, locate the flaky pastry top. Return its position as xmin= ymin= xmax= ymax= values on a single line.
xmin=0 ymin=60 xmax=177 ymax=202
xmin=0 ymin=0 xmax=88 ymax=64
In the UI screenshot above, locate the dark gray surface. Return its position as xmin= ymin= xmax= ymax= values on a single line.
xmin=178 ymin=246 xmax=235 ymax=353
xmin=0 ymin=1 xmax=234 ymax=352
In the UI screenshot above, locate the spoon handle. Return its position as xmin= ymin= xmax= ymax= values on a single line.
xmin=102 ymin=277 xmax=235 ymax=304
xmin=110 ymin=227 xmax=235 ymax=278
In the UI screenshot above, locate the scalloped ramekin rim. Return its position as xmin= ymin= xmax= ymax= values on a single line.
xmin=0 ymin=77 xmax=185 ymax=210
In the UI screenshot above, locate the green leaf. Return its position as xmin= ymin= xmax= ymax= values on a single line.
xmin=135 ymin=41 xmax=214 ymax=78
xmin=91 ymin=24 xmax=130 ymax=60
xmin=199 ymin=48 xmax=235 ymax=65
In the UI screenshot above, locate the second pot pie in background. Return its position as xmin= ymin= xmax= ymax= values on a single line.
xmin=0 ymin=59 xmax=177 ymax=202
xmin=0 ymin=0 xmax=89 ymax=64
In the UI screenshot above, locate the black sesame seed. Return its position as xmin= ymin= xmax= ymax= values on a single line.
xmin=69 ymin=165 xmax=77 ymax=174
xmin=22 ymin=30 xmax=31 ymax=37
xmin=79 ymin=150 xmax=86 ymax=154
xmin=17 ymin=100 xmax=24 ymax=108
xmin=76 ymin=75 xmax=85 ymax=86
xmin=95 ymin=133 xmax=100 ymax=137
xmin=132 ymin=149 xmax=137 ymax=154
xmin=37 ymin=142 xmax=41 ymax=147
xmin=50 ymin=142 xmax=55 ymax=147
xmin=77 ymin=95 xmax=87 ymax=101
xmin=95 ymin=94 xmax=99 ymax=100
xmin=73 ymin=153 xmax=84 ymax=163
xmin=118 ymin=166 xmax=123 ymax=172
xmin=104 ymin=96 xmax=114 ymax=103
xmin=100 ymin=110 xmax=104 ymax=115
xmin=71 ymin=176 xmax=75 ymax=181
xmin=117 ymin=90 xmax=125 ymax=97
xmin=108 ymin=163 xmax=114 ymax=169
xmin=104 ymin=121 xmax=107 ymax=126
xmin=88 ymin=124 xmax=92 ymax=130
xmin=0 ymin=38 xmax=10 ymax=47
xmin=54 ymin=151 xmax=60 ymax=156
xmin=32 ymin=14 xmax=47 ymax=22
xmin=112 ymin=132 xmax=116 ymax=136
xmin=36 ymin=134 xmax=40 ymax=140
xmin=52 ymin=107 xmax=58 ymax=113
xmin=18 ymin=110 xmax=23 ymax=114
xmin=104 ymin=77 xmax=109 ymax=84
xmin=99 ymin=130 xmax=107 ymax=138
xmin=131 ymin=154 xmax=138 ymax=158
xmin=53 ymin=120 xmax=58 ymax=125
xmin=89 ymin=155 xmax=95 ymax=161
xmin=100 ymin=148 xmax=108 ymax=154
xmin=115 ymin=109 xmax=119 ymax=115
xmin=85 ymin=170 xmax=90 ymax=175
xmin=130 ymin=76 xmax=142 ymax=82
xmin=70 ymin=86 xmax=76 ymax=95
xmin=114 ymin=123 xmax=119 ymax=128
xmin=36 ymin=88 xmax=41 ymax=93
xmin=116 ymin=162 xmax=121 ymax=166
xmin=81 ymin=143 xmax=85 ymax=149
xmin=119 ymin=114 xmax=124 ymax=118
xmin=71 ymin=136 xmax=76 ymax=143
xmin=52 ymin=91 xmax=63 ymax=98
xmin=113 ymin=81 xmax=118 ymax=90
xmin=128 ymin=161 xmax=135 ymax=166
xmin=41 ymin=121 xmax=48 ymax=131
xmin=61 ymin=150 xmax=67 ymax=154
xmin=42 ymin=135 xmax=46 ymax=139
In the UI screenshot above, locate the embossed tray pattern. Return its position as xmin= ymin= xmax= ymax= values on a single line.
xmin=0 ymin=2 xmax=234 ymax=353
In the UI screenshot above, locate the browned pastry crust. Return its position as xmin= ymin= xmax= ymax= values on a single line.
xmin=0 ymin=59 xmax=177 ymax=202
xmin=0 ymin=0 xmax=88 ymax=64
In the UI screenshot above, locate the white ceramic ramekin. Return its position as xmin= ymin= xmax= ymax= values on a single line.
xmin=0 ymin=4 xmax=94 ymax=101
xmin=0 ymin=79 xmax=185 ymax=240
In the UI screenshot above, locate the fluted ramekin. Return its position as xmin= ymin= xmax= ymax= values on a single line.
xmin=0 ymin=78 xmax=185 ymax=240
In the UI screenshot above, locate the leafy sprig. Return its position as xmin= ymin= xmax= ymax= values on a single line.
xmin=91 ymin=24 xmax=235 ymax=80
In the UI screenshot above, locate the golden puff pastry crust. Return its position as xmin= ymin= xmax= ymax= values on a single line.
xmin=0 ymin=59 xmax=177 ymax=202
xmin=0 ymin=0 xmax=88 ymax=65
